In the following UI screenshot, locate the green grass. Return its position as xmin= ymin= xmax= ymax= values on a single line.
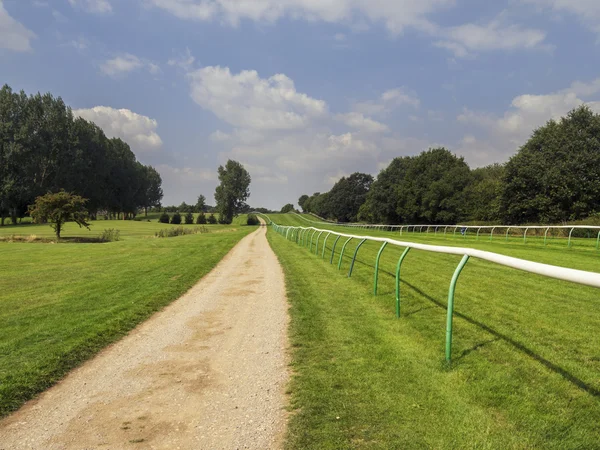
xmin=0 ymin=213 xmax=221 ymax=241
xmin=267 ymin=215 xmax=600 ymax=449
xmin=0 ymin=216 xmax=255 ymax=417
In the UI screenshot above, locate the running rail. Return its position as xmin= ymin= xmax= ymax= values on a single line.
xmin=290 ymin=213 xmax=600 ymax=249
xmin=270 ymin=222 xmax=600 ymax=362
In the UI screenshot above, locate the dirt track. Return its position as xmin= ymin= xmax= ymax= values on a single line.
xmin=0 ymin=223 xmax=289 ymax=449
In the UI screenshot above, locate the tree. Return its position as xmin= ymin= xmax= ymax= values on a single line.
xmin=159 ymin=211 xmax=170 ymax=223
xmin=501 ymin=106 xmax=600 ymax=224
xmin=214 ymin=160 xmax=251 ymax=224
xmin=395 ymin=148 xmax=472 ymax=224
xmin=196 ymin=212 xmax=207 ymax=224
xmin=327 ymin=172 xmax=373 ymax=222
xmin=207 ymin=214 xmax=217 ymax=224
xmin=196 ymin=194 xmax=206 ymax=213
xmin=184 ymin=211 xmax=194 ymax=224
xmin=28 ymin=191 xmax=90 ymax=239
xmin=171 ymin=212 xmax=182 ymax=224
xmin=359 ymin=157 xmax=413 ymax=224
xmin=280 ymin=203 xmax=294 ymax=213
xmin=464 ymin=164 xmax=504 ymax=222
xmin=298 ymin=195 xmax=309 ymax=212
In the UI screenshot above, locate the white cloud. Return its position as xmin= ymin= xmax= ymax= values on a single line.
xmin=354 ymin=88 xmax=420 ymax=116
xmin=456 ymin=77 xmax=600 ymax=165
xmin=335 ymin=112 xmax=389 ymax=133
xmin=209 ymin=130 xmax=231 ymax=142
xmin=0 ymin=1 xmax=36 ymax=52
xmin=187 ymin=66 xmax=327 ymax=131
xmin=434 ymin=18 xmax=547 ymax=58
xmin=73 ymin=106 xmax=163 ymax=153
xmin=68 ymin=0 xmax=112 ymax=14
xmin=522 ymin=0 xmax=600 ymax=34
xmin=100 ymin=53 xmax=159 ymax=78
xmin=168 ymin=47 xmax=196 ymax=71
xmin=147 ymin=0 xmax=454 ymax=34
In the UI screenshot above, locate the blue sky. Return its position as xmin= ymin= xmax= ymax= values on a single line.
xmin=2 ymin=0 xmax=600 ymax=209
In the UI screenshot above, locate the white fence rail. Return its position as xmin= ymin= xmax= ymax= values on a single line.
xmin=291 ymin=213 xmax=600 ymax=249
xmin=268 ymin=220 xmax=600 ymax=361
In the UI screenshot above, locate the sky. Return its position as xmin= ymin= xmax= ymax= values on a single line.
xmin=2 ymin=0 xmax=600 ymax=209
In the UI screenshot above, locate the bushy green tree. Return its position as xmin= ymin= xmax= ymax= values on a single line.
xmin=501 ymin=106 xmax=600 ymax=224
xmin=207 ymin=214 xmax=217 ymax=224
xmin=214 ymin=160 xmax=251 ymax=224
xmin=247 ymin=214 xmax=260 ymax=225
xmin=171 ymin=212 xmax=182 ymax=225
xmin=28 ymin=191 xmax=90 ymax=239
xmin=280 ymin=203 xmax=294 ymax=213
xmin=158 ymin=212 xmax=170 ymax=223
xmin=464 ymin=164 xmax=504 ymax=222
xmin=327 ymin=172 xmax=373 ymax=222
xmin=184 ymin=211 xmax=194 ymax=224
xmin=196 ymin=194 xmax=206 ymax=213
xmin=298 ymin=195 xmax=309 ymax=212
xmin=196 ymin=212 xmax=207 ymax=224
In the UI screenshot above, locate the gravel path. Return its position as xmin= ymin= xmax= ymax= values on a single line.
xmin=0 ymin=223 xmax=289 ymax=449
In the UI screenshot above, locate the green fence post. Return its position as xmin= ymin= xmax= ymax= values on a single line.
xmin=330 ymin=235 xmax=341 ymax=264
xmin=348 ymin=239 xmax=367 ymax=277
xmin=568 ymin=227 xmax=575 ymax=249
xmin=315 ymin=231 xmax=324 ymax=255
xmin=596 ymin=230 xmax=600 ymax=251
xmin=373 ymin=242 xmax=388 ymax=295
xmin=395 ymin=247 xmax=411 ymax=318
xmin=322 ymin=232 xmax=331 ymax=259
xmin=445 ymin=255 xmax=470 ymax=362
xmin=338 ymin=237 xmax=353 ymax=270
xmin=505 ymin=227 xmax=511 ymax=242
xmin=309 ymin=229 xmax=317 ymax=250
xmin=523 ymin=227 xmax=528 ymax=244
xmin=544 ymin=227 xmax=550 ymax=246
xmin=489 ymin=227 xmax=496 ymax=242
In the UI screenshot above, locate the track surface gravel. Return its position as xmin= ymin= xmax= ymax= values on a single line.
xmin=0 ymin=224 xmax=289 ymax=449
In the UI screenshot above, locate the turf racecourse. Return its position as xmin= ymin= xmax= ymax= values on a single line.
xmin=0 ymin=215 xmax=255 ymax=417
xmin=268 ymin=214 xmax=600 ymax=449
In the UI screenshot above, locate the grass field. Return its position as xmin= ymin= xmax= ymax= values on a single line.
xmin=0 ymin=215 xmax=255 ymax=417
xmin=267 ymin=214 xmax=600 ymax=449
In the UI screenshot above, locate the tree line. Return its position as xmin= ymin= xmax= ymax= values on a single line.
xmin=0 ymin=84 xmax=163 ymax=225
xmin=298 ymin=106 xmax=600 ymax=225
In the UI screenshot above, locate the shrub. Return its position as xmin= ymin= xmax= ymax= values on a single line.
xmin=158 ymin=212 xmax=170 ymax=223
xmin=171 ymin=212 xmax=182 ymax=225
xmin=155 ymin=226 xmax=209 ymax=238
xmin=219 ymin=215 xmax=232 ymax=224
xmin=196 ymin=213 xmax=207 ymax=224
xmin=99 ymin=229 xmax=120 ymax=242
xmin=247 ymin=214 xmax=260 ymax=226
xmin=185 ymin=212 xmax=194 ymax=224
xmin=207 ymin=214 xmax=217 ymax=224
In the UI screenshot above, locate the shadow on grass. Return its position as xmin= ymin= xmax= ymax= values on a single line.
xmin=0 ymin=236 xmax=107 ymax=244
xmin=318 ymin=247 xmax=600 ymax=399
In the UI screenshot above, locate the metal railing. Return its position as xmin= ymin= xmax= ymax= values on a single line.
xmin=291 ymin=213 xmax=600 ymax=249
xmin=270 ymin=221 xmax=600 ymax=362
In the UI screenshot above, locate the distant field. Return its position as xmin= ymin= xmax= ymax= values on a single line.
xmin=0 ymin=216 xmax=255 ymax=417
xmin=0 ymin=212 xmax=219 ymax=240
xmin=267 ymin=213 xmax=600 ymax=449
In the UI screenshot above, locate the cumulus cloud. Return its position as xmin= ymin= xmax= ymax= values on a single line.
xmin=73 ymin=106 xmax=163 ymax=153
xmin=0 ymin=1 xmax=36 ymax=52
xmin=187 ymin=66 xmax=327 ymax=130
xmin=335 ymin=112 xmax=389 ymax=133
xmin=434 ymin=18 xmax=547 ymax=58
xmin=354 ymin=88 xmax=420 ymax=116
xmin=100 ymin=54 xmax=159 ymax=78
xmin=522 ymin=0 xmax=600 ymax=34
xmin=148 ymin=0 xmax=454 ymax=34
xmin=456 ymin=77 xmax=600 ymax=164
xmin=68 ymin=0 xmax=112 ymax=14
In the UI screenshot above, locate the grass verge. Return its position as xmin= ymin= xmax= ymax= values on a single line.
xmin=0 ymin=217 xmax=255 ymax=417
xmin=267 ymin=225 xmax=600 ymax=449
